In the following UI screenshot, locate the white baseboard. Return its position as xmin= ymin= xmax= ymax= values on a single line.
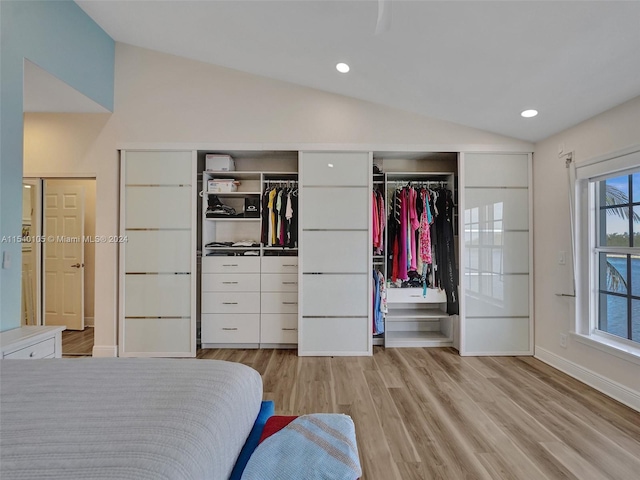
xmin=535 ymin=347 xmax=640 ymax=412
xmin=84 ymin=316 xmax=94 ymax=327
xmin=92 ymin=345 xmax=117 ymax=358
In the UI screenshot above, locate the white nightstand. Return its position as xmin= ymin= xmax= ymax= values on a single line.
xmin=0 ymin=326 xmax=66 ymax=359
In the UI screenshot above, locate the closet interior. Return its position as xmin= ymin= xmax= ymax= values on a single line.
xmin=372 ymin=152 xmax=459 ymax=348
xmin=198 ymin=151 xmax=299 ymax=349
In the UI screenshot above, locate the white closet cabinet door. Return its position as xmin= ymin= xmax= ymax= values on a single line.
xmin=461 ymin=152 xmax=532 ymax=356
xmin=302 ymin=231 xmax=368 ymax=273
xmin=125 ymin=230 xmax=191 ymax=273
xmin=120 ymin=150 xmax=195 ymax=358
xmin=301 ymin=188 xmax=368 ymax=230
xmin=302 ymin=274 xmax=368 ymax=317
xmin=125 ymin=187 xmax=191 ymax=229
xmin=124 ymin=151 xmax=193 ymax=185
xmin=300 ymin=152 xmax=369 ymax=186
xmin=124 ymin=275 xmax=191 ymax=317
xmin=464 ymin=153 xmax=528 ymax=187
xmin=123 ymin=318 xmax=192 ymax=355
xmin=300 ymin=317 xmax=369 ymax=354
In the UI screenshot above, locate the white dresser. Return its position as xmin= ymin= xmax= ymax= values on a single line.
xmin=0 ymin=326 xmax=66 ymax=359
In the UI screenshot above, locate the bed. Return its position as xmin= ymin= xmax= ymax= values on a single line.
xmin=0 ymin=358 xmax=263 ymax=480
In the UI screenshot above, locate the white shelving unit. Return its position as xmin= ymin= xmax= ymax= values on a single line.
xmin=199 ymin=152 xmax=299 ymax=349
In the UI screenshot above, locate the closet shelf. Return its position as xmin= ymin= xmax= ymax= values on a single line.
xmin=384 ymin=331 xmax=452 ymax=348
xmin=263 ymin=247 xmax=298 ymax=251
xmin=205 ymin=217 xmax=261 ymax=222
xmin=203 ymin=171 xmax=262 ymax=179
xmin=386 ymin=308 xmax=448 ymax=319
xmin=204 ymin=191 xmax=262 ymax=196
xmin=204 ymin=246 xmax=260 ymax=250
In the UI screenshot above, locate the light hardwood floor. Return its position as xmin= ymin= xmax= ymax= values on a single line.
xmin=197 ymin=347 xmax=640 ymax=480
xmin=62 ymin=327 xmax=94 ymax=356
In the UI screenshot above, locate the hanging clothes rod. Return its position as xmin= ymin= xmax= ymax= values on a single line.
xmin=386 ymin=180 xmax=449 ymax=188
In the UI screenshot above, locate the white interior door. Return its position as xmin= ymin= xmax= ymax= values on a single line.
xmin=44 ymin=183 xmax=85 ymax=330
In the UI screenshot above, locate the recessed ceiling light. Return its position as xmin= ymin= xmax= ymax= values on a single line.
xmin=521 ymin=109 xmax=538 ymax=118
xmin=336 ymin=63 xmax=350 ymax=73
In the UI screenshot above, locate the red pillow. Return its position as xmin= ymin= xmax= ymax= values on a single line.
xmin=258 ymin=416 xmax=298 ymax=444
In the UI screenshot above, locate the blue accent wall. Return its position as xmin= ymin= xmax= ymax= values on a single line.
xmin=0 ymin=1 xmax=114 ymax=330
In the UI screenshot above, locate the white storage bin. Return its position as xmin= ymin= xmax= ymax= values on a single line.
xmin=208 ymin=179 xmax=238 ymax=193
xmin=205 ymin=154 xmax=235 ymax=171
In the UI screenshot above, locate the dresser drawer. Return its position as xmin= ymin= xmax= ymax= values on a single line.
xmin=4 ymin=337 xmax=55 ymax=359
xmin=202 ymin=256 xmax=260 ymax=274
xmin=261 ymin=314 xmax=298 ymax=344
xmin=202 ymin=292 xmax=260 ymax=314
xmin=261 ymin=257 xmax=298 ymax=274
xmin=261 ymin=292 xmax=298 ymax=313
xmin=201 ymin=314 xmax=260 ymax=343
xmin=261 ymin=274 xmax=298 ymax=292
xmin=387 ymin=288 xmax=447 ymax=304
xmin=202 ymin=274 xmax=260 ymax=292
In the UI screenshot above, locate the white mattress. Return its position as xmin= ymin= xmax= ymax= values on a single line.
xmin=0 ymin=358 xmax=263 ymax=480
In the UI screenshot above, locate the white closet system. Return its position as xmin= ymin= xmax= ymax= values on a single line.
xmin=117 ymin=148 xmax=532 ymax=358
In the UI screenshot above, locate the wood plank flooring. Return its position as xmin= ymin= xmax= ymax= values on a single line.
xmin=197 ymin=347 xmax=640 ymax=480
xmin=62 ymin=327 xmax=94 ymax=356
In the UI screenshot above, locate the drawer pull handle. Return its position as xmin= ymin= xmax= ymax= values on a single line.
xmin=282 ymin=302 xmax=298 ymax=305
xmin=222 ymin=264 xmax=239 ymax=267
xmin=282 ymin=328 xmax=297 ymax=331
xmin=410 ymin=295 xmax=422 ymax=297
xmin=282 ymin=264 xmax=297 ymax=267
xmin=29 ymin=351 xmax=36 ymax=358
xmin=222 ymin=302 xmax=238 ymax=305
xmin=222 ymin=282 xmax=239 ymax=284
xmin=282 ymin=282 xmax=297 ymax=285
xmin=222 ymin=327 xmax=238 ymax=331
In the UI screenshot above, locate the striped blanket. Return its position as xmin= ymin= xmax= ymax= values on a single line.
xmin=241 ymin=414 xmax=362 ymax=480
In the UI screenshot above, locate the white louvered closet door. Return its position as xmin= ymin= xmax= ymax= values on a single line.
xmin=119 ymin=151 xmax=196 ymax=357
xmin=298 ymin=152 xmax=372 ymax=356
xmin=460 ymin=153 xmax=533 ymax=355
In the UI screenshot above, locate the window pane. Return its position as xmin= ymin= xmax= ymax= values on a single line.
xmin=633 ymin=255 xmax=640 ymax=298
xmin=599 ymin=293 xmax=628 ymax=339
xmin=603 ymin=175 xmax=629 ymax=206
xmin=634 ymin=206 xmax=640 ymax=247
xmin=633 ymin=173 xmax=640 ymax=203
xmin=600 ymin=253 xmax=628 ymax=294
xmin=601 ymin=207 xmax=630 ymax=246
xmin=633 ymin=299 xmax=640 ymax=342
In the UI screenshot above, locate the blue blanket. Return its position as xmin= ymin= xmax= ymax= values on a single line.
xmin=241 ymin=414 xmax=361 ymax=480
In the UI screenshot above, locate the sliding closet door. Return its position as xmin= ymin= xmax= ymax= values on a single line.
xmin=298 ymin=152 xmax=372 ymax=356
xmin=119 ymin=151 xmax=196 ymax=357
xmin=460 ymin=153 xmax=533 ymax=355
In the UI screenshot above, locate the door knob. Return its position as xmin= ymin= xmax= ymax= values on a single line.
xmin=71 ymin=263 xmax=84 ymax=268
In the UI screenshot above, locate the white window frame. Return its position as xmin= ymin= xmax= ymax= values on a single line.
xmin=573 ymin=146 xmax=640 ymax=365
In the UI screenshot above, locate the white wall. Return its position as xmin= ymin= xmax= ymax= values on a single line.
xmin=533 ymin=95 xmax=640 ymax=407
xmin=24 ymin=43 xmax=532 ymax=356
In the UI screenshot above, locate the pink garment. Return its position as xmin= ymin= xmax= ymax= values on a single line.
xmin=398 ymin=189 xmax=408 ymax=280
xmin=378 ymin=192 xmax=386 ymax=251
xmin=409 ymin=188 xmax=420 ymax=271
xmin=419 ymin=190 xmax=432 ymax=264
xmin=372 ymin=192 xmax=380 ymax=249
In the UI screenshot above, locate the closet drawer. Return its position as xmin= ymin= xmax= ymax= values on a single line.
xmin=301 ymin=274 xmax=368 ymax=317
xmin=261 ymin=292 xmax=298 ymax=314
xmin=261 ymin=314 xmax=298 ymax=344
xmin=202 ymin=292 xmax=260 ymax=314
xmin=261 ymin=256 xmax=298 ymax=273
xmin=202 ymin=256 xmax=260 ymax=274
xmin=125 ymin=186 xmax=192 ymax=229
xmin=260 ymin=274 xmax=298 ymax=292
xmin=202 ymin=274 xmax=260 ymax=292
xmin=300 ymin=152 xmax=369 ymax=186
xmin=387 ymin=288 xmax=447 ymax=304
xmin=201 ymin=314 xmax=260 ymax=344
xmin=301 ymin=231 xmax=368 ymax=273
xmin=301 ymin=188 xmax=368 ymax=230
xmin=3 ymin=338 xmax=55 ymax=359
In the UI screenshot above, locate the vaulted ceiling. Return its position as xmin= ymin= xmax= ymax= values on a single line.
xmin=76 ymin=0 xmax=640 ymax=142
